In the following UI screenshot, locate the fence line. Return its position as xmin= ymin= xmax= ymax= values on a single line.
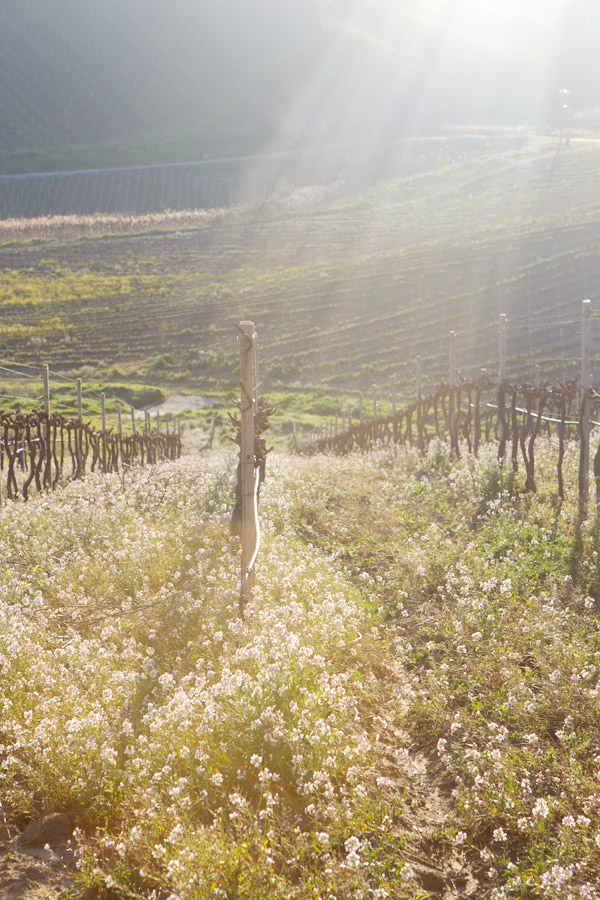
xmin=0 ymin=363 xmax=184 ymax=501
xmin=296 ymin=300 xmax=600 ymax=519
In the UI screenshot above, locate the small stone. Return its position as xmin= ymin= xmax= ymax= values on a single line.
xmin=420 ymin=869 xmax=447 ymax=892
xmin=19 ymin=813 xmax=72 ymax=847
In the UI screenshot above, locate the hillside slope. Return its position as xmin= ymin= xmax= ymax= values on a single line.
xmin=0 ymin=138 xmax=599 ymax=401
xmin=1 ymin=0 xmax=599 ymax=178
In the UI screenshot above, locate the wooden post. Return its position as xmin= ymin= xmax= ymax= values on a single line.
xmin=449 ymin=332 xmax=456 ymax=388
xmin=156 ymin=411 xmax=160 ymax=433
xmin=238 ymin=321 xmax=257 ymax=610
xmin=101 ymin=392 xmax=107 ymax=471
xmin=252 ymin=330 xmax=259 ymax=415
xmin=498 ymin=316 xmax=508 ymax=467
xmin=360 ymin=393 xmax=364 ymax=424
xmin=534 ymin=363 xmax=541 ymax=386
xmin=43 ymin=365 xmax=50 ymax=416
xmin=166 ymin=413 xmax=170 ymax=436
xmin=131 ymin=407 xmax=136 ymax=435
xmin=579 ymin=299 xmax=592 ymax=518
xmin=373 ymin=386 xmax=377 ymax=419
xmin=581 ymin=300 xmax=592 ymax=400
xmin=448 ymin=331 xmax=458 ymax=454
xmin=392 ymin=377 xmax=396 ymax=419
xmin=42 ymin=365 xmax=51 ymax=488
xmin=145 ymin=411 xmax=150 ymax=434
xmin=499 ymin=314 xmax=507 ymax=382
xmin=117 ymin=403 xmax=123 ymax=438
xmin=77 ymin=378 xmax=83 ymax=422
xmin=416 ymin=355 xmax=423 ymax=451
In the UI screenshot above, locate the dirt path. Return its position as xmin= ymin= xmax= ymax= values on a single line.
xmin=365 ymin=667 xmax=481 ymax=898
xmin=0 ymin=814 xmax=90 ymax=900
xmin=138 ymin=393 xmax=216 ymax=416
xmin=293 ymin=466 xmax=484 ymax=897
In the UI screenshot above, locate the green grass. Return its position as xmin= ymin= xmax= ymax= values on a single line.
xmin=0 ymin=132 xmax=259 ymax=176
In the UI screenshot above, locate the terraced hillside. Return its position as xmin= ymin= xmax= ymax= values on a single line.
xmin=0 ymin=137 xmax=599 ymax=398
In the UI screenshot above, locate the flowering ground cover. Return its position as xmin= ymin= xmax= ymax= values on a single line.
xmin=290 ymin=440 xmax=600 ymax=899
xmin=0 ymin=446 xmax=413 ymax=899
xmin=3 ymin=436 xmax=600 ymax=899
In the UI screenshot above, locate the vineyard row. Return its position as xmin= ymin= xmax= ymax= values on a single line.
xmin=0 ymin=363 xmax=185 ymax=501
xmin=296 ymin=302 xmax=600 ymax=519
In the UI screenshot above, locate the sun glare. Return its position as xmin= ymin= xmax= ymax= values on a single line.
xmin=238 ymin=0 xmax=572 ymax=207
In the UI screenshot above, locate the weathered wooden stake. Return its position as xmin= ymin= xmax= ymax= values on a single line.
xmin=117 ymin=403 xmax=123 ymax=439
xmin=499 ymin=314 xmax=507 ymax=382
xmin=448 ymin=332 xmax=459 ymax=455
xmin=43 ymin=365 xmax=50 ymax=416
xmin=131 ymin=407 xmax=136 ymax=435
xmin=579 ymin=299 xmax=592 ymax=518
xmin=239 ymin=321 xmax=257 ymax=609
xmin=101 ymin=392 xmax=107 ymax=471
xmin=42 ymin=365 xmax=51 ymax=489
xmin=77 ymin=378 xmax=83 ymax=421
xmin=449 ymin=332 xmax=456 ymax=387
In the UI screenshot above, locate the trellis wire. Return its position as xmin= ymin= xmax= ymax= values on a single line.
xmin=0 ymin=363 xmax=183 ymax=502
xmin=297 ymin=300 xmax=600 ymax=520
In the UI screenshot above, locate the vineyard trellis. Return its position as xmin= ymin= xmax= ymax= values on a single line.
xmin=295 ymin=300 xmax=600 ymax=519
xmin=0 ymin=364 xmax=182 ymax=502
